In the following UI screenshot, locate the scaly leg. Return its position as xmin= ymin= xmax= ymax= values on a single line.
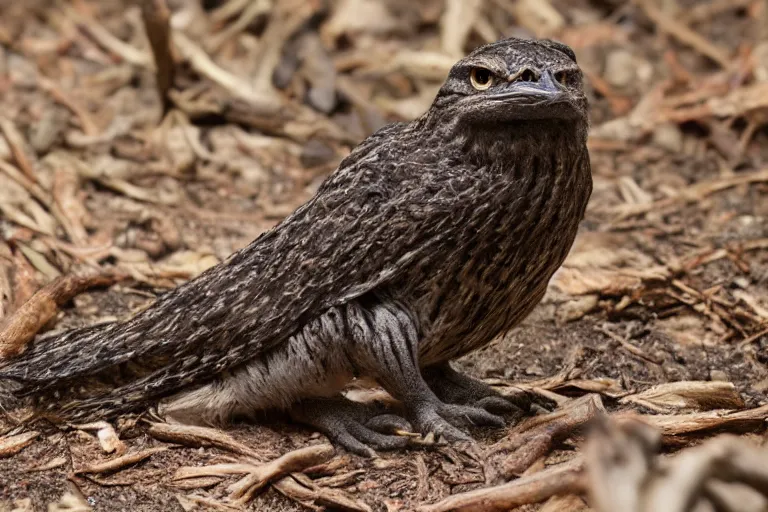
xmin=348 ymin=299 xmax=504 ymax=443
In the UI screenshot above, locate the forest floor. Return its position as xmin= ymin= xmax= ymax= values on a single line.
xmin=1 ymin=0 xmax=768 ymax=511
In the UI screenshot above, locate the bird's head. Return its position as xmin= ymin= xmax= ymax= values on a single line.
xmin=431 ymin=38 xmax=587 ymax=126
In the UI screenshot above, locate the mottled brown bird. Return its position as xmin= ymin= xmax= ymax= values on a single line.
xmin=0 ymin=37 xmax=592 ymax=456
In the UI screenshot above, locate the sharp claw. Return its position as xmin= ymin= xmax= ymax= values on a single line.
xmin=394 ymin=429 xmax=421 ymax=437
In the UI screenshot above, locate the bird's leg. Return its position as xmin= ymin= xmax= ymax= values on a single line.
xmin=423 ymin=362 xmax=545 ymax=418
xmin=290 ymin=395 xmax=411 ymax=458
xmin=349 ymin=300 xmax=505 ymax=443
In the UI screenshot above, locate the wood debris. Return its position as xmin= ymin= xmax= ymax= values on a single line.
xmin=74 ymin=447 xmax=167 ymax=474
xmin=0 ymin=270 xmax=128 ymax=358
xmin=146 ymin=422 xmax=266 ymax=460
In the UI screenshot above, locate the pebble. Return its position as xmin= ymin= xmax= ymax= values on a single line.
xmin=652 ymin=123 xmax=684 ymax=153
xmin=604 ymin=49 xmax=637 ymax=88
xmin=709 ymin=370 xmax=728 ymax=382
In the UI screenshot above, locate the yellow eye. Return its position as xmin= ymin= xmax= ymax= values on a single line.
xmin=470 ymin=67 xmax=494 ymax=90
xmin=555 ymin=71 xmax=569 ymax=86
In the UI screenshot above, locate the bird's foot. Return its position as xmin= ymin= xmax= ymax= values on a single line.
xmin=423 ymin=363 xmax=553 ymax=420
xmin=407 ymin=397 xmax=505 ymax=442
xmin=290 ymin=396 xmax=411 ymax=457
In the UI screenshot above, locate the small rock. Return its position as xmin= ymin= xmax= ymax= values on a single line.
xmin=604 ymin=49 xmax=637 ymax=88
xmin=652 ymin=123 xmax=684 ymax=153
xmin=557 ymin=295 xmax=599 ymax=323
xmin=525 ymin=363 xmax=544 ymax=376
xmin=710 ymin=370 xmax=728 ymax=382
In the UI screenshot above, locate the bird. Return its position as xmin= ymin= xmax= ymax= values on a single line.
xmin=0 ymin=37 xmax=592 ymax=457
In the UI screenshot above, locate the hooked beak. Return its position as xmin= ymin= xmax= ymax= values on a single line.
xmin=490 ymin=70 xmax=568 ymax=106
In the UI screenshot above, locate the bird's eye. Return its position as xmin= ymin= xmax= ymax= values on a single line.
xmin=555 ymin=71 xmax=570 ymax=86
xmin=470 ymin=68 xmax=494 ymax=90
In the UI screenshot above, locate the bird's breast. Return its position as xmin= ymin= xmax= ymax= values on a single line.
xmin=415 ymin=151 xmax=591 ymax=366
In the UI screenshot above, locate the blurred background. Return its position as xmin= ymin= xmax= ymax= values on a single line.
xmin=1 ymin=0 xmax=768 ymax=511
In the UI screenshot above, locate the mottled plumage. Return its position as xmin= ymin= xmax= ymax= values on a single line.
xmin=0 ymin=38 xmax=592 ymax=455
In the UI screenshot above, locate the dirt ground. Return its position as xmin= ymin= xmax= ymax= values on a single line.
xmin=1 ymin=0 xmax=768 ymax=511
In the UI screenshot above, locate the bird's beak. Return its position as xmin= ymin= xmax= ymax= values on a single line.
xmin=491 ymin=70 xmax=567 ymax=105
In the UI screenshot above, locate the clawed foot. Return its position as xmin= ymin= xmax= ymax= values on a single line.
xmin=423 ymin=363 xmax=554 ymax=420
xmin=408 ymin=399 xmax=505 ymax=442
xmin=290 ymin=396 xmax=412 ymax=457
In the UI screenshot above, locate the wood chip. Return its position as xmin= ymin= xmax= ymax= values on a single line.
xmin=418 ymin=457 xmax=585 ymax=512
xmin=0 ymin=270 xmax=128 ymax=358
xmin=0 ymin=431 xmax=39 ymax=458
xmin=75 ymin=447 xmax=167 ymax=474
xmin=147 ymin=422 xmax=265 ymax=460
xmin=227 ymin=444 xmax=335 ymax=503
xmin=620 ymin=381 xmax=745 ymax=413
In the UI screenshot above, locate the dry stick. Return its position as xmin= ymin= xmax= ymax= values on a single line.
xmin=586 ymin=417 xmax=768 ymax=512
xmin=285 ymin=472 xmax=373 ymax=512
xmin=0 ymin=271 xmax=128 ymax=359
xmin=173 ymin=462 xmax=258 ymax=480
xmin=63 ymin=4 xmax=154 ymax=68
xmin=662 ymin=82 xmax=768 ymax=123
xmin=489 ymin=394 xmax=605 ymax=480
xmin=178 ymin=494 xmax=241 ymax=512
xmin=25 ymin=456 xmax=68 ymax=472
xmin=643 ymin=436 xmax=768 ymax=512
xmin=210 ymin=0 xmax=250 ymax=24
xmin=0 ymin=431 xmax=39 ymax=458
xmin=227 ymin=444 xmax=335 ymax=503
xmin=637 ymin=0 xmax=731 ymax=69
xmin=681 ymin=0 xmax=756 ymax=25
xmin=171 ymin=31 xmax=278 ymax=109
xmin=615 ymin=404 xmax=768 ymax=439
xmin=738 ymin=326 xmax=768 ymax=348
xmin=596 ymin=325 xmax=663 ymax=365
xmin=171 ymin=476 xmax=223 ymax=490
xmin=612 ymin=169 xmax=768 ymax=220
xmin=37 ymin=77 xmax=100 ymax=137
xmin=140 ymin=0 xmax=175 ymax=117
xmin=75 ymin=447 xmax=167 ymax=474
xmin=418 ymin=457 xmax=586 ymax=512
xmin=619 ymin=381 xmax=745 ymax=413
xmin=0 ymin=117 xmax=38 ymax=183
xmin=207 ymin=0 xmax=271 ymax=52
xmin=146 ymin=422 xmax=266 ymax=460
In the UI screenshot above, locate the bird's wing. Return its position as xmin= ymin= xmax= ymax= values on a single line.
xmin=0 ymin=122 xmax=505 ymax=415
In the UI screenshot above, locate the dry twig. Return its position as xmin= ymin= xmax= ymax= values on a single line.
xmin=0 ymin=431 xmax=39 ymax=458
xmin=0 ymin=270 xmax=128 ymax=358
xmin=75 ymin=447 xmax=167 ymax=474
xmin=488 ymin=394 xmax=605 ymax=480
xmin=227 ymin=444 xmax=335 ymax=503
xmin=146 ymin=422 xmax=266 ymax=460
xmin=419 ymin=457 xmax=585 ymax=512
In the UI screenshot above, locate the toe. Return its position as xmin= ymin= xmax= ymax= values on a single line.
xmin=329 ymin=428 xmax=377 ymax=458
xmin=347 ymin=423 xmax=410 ymax=451
xmin=504 ymin=388 xmax=556 ymax=412
xmin=366 ymin=414 xmax=413 ymax=434
xmin=475 ymin=396 xmax=522 ymax=416
xmin=442 ymin=404 xmax=505 ymax=428
xmin=415 ymin=411 xmax=473 ymax=442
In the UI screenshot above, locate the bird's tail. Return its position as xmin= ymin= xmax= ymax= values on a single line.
xmin=0 ymin=319 xmax=169 ymax=422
